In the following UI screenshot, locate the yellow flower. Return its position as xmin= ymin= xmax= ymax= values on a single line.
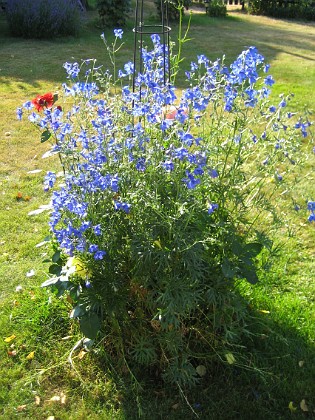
xmin=66 ymin=257 xmax=90 ymax=279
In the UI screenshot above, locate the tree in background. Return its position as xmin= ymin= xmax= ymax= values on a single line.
xmin=155 ymin=0 xmax=192 ymax=21
xmin=97 ymin=0 xmax=131 ymax=27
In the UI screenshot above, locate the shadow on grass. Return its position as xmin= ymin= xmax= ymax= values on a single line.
xmin=84 ymin=307 xmax=315 ymax=420
xmin=1 ymin=277 xmax=314 ymax=419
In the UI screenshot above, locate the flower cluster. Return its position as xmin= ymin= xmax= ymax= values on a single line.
xmin=18 ymin=32 xmax=314 ymax=263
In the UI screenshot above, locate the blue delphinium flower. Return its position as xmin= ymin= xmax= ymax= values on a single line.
xmin=63 ymin=62 xmax=80 ymax=79
xmin=163 ymin=160 xmax=174 ymax=172
xmin=89 ymin=244 xmax=99 ymax=253
xmin=44 ymin=171 xmax=57 ymax=191
xmin=182 ymin=171 xmax=201 ymax=189
xmin=93 ymin=224 xmax=102 ymax=236
xmin=114 ymin=201 xmax=131 ymax=214
xmin=264 ymin=75 xmax=275 ymax=86
xmin=23 ymin=101 xmax=33 ymax=110
xmin=209 ymin=169 xmax=219 ymax=178
xmin=307 ymin=201 xmax=315 ymax=222
xmin=94 ymin=250 xmax=107 ymax=260
xmin=114 ymin=29 xmax=123 ymax=39
xmin=16 ymin=107 xmax=23 ymax=120
xmin=208 ymin=203 xmax=219 ymax=214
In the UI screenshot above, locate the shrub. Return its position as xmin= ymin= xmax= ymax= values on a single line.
xmin=206 ymin=0 xmax=227 ymax=17
xmin=155 ymin=0 xmax=192 ymax=21
xmin=18 ymin=32 xmax=313 ymax=387
xmin=96 ymin=0 xmax=131 ymax=27
xmin=248 ymin=0 xmax=315 ymax=21
xmin=6 ymin=0 xmax=82 ymax=38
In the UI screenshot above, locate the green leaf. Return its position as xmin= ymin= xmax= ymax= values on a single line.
xmin=243 ymin=242 xmax=263 ymax=258
xmin=52 ymin=250 xmax=61 ymax=263
xmin=40 ymin=130 xmax=51 ymax=143
xmin=79 ymin=313 xmax=101 ymax=340
xmin=231 ymin=240 xmax=243 ymax=256
xmin=239 ymin=263 xmax=259 ymax=284
xmin=222 ymin=258 xmax=236 ymax=279
xmin=70 ymin=304 xmax=86 ymax=319
xmin=49 ymin=263 xmax=62 ymax=276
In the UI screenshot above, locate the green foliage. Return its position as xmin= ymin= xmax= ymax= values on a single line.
xmin=248 ymin=0 xmax=315 ymax=21
xmin=206 ymin=0 xmax=227 ymax=17
xmin=96 ymin=0 xmax=131 ymax=27
xmin=155 ymin=0 xmax=192 ymax=21
xmin=5 ymin=0 xmax=83 ymax=39
xmin=18 ymin=26 xmax=314 ymax=388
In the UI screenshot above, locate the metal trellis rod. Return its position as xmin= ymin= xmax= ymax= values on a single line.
xmin=132 ymin=0 xmax=171 ymax=96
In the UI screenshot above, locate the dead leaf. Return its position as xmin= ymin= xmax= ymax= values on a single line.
xmin=4 ymin=334 xmax=16 ymax=343
xmin=27 ymin=169 xmax=42 ymax=174
xmin=300 ymin=399 xmax=309 ymax=412
xmin=35 ymin=241 xmax=48 ymax=248
xmin=77 ymin=350 xmax=87 ymax=360
xmin=42 ymin=149 xmax=59 ymax=159
xmin=26 ymin=269 xmax=35 ymax=277
xmin=34 ymin=395 xmax=41 ymax=406
xmin=26 ymin=351 xmax=35 ymax=360
xmin=150 ymin=320 xmax=161 ymax=331
xmin=172 ymin=403 xmax=180 ymax=410
xmin=49 ymin=392 xmax=66 ymax=405
xmin=16 ymin=192 xmax=23 ymax=200
xmin=288 ymin=401 xmax=297 ymax=412
xmin=17 ymin=405 xmax=27 ymax=412
xmin=27 ymin=203 xmax=52 ymax=217
xmin=8 ymin=350 xmax=17 ymax=357
xmin=60 ymin=392 xmax=66 ymax=404
xmin=196 ymin=365 xmax=207 ymax=377
xmin=66 ymin=295 xmax=74 ymax=305
xmin=49 ymin=395 xmax=61 ymax=402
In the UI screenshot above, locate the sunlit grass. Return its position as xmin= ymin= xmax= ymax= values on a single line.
xmin=0 ymin=6 xmax=314 ymax=418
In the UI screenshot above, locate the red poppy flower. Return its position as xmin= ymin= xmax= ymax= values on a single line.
xmin=31 ymin=92 xmax=55 ymax=112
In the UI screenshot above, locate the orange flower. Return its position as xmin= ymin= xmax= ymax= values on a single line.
xmin=31 ymin=92 xmax=55 ymax=112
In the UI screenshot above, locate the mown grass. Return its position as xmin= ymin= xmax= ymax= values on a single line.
xmin=0 ymin=5 xmax=314 ymax=419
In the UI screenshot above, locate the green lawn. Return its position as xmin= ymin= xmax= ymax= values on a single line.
xmin=0 ymin=6 xmax=314 ymax=419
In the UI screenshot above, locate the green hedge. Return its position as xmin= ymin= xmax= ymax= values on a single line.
xmin=249 ymin=0 xmax=315 ymax=20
